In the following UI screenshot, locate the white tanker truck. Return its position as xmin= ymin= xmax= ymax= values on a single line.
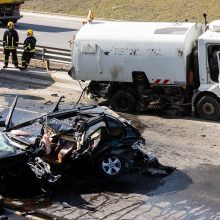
xmin=69 ymin=17 xmax=220 ymax=120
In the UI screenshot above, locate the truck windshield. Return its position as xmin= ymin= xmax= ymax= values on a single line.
xmin=208 ymin=45 xmax=220 ymax=83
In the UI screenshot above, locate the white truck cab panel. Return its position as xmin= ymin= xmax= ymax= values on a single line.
xmin=198 ymin=21 xmax=220 ymax=97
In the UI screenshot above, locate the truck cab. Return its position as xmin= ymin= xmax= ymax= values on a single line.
xmin=193 ymin=20 xmax=220 ymax=120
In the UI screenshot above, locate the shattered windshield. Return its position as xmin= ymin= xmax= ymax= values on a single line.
xmin=0 ymin=132 xmax=16 ymax=154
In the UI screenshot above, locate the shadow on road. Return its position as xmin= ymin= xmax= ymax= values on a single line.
xmin=0 ymin=93 xmax=44 ymax=101
xmin=51 ymin=169 xmax=192 ymax=210
xmin=14 ymin=23 xmax=78 ymax=33
xmin=0 ymin=168 xmax=192 ymax=216
xmin=0 ymin=68 xmax=55 ymax=92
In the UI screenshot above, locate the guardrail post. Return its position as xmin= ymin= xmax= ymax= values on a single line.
xmin=42 ymin=48 xmax=50 ymax=71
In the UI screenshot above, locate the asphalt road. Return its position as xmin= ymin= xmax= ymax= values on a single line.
xmin=0 ymin=79 xmax=219 ymax=219
xmin=0 ymin=12 xmax=83 ymax=49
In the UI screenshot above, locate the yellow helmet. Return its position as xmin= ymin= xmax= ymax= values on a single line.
xmin=27 ymin=29 xmax=33 ymax=36
xmin=7 ymin=21 xmax=14 ymax=29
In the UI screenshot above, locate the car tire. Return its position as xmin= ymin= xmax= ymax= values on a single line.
xmin=196 ymin=95 xmax=220 ymax=121
xmin=109 ymin=90 xmax=136 ymax=112
xmin=98 ymin=154 xmax=125 ymax=179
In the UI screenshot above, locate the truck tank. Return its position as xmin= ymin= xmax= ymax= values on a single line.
xmin=72 ymin=21 xmax=203 ymax=86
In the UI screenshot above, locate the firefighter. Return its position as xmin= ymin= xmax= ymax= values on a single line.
xmin=2 ymin=21 xmax=19 ymax=68
xmin=19 ymin=29 xmax=37 ymax=71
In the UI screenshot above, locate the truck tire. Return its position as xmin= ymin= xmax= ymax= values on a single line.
xmin=11 ymin=19 xmax=18 ymax=24
xmin=1 ymin=20 xmax=9 ymax=27
xmin=196 ymin=95 xmax=220 ymax=120
xmin=1 ymin=19 xmax=17 ymax=27
xmin=109 ymin=90 xmax=136 ymax=112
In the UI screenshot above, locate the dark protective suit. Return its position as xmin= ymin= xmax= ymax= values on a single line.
xmin=3 ymin=28 xmax=19 ymax=67
xmin=20 ymin=36 xmax=37 ymax=70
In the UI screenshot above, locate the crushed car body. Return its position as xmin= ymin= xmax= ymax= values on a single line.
xmin=0 ymin=97 xmax=174 ymax=192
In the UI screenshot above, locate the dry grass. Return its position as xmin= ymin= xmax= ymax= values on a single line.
xmin=22 ymin=0 xmax=220 ymax=23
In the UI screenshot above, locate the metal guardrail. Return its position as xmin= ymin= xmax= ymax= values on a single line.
xmin=0 ymin=40 xmax=72 ymax=69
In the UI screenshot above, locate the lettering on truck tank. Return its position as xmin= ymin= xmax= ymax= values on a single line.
xmin=129 ymin=49 xmax=139 ymax=56
xmin=109 ymin=47 xmax=141 ymax=56
xmin=146 ymin=48 xmax=162 ymax=57
xmin=177 ymin=49 xmax=183 ymax=57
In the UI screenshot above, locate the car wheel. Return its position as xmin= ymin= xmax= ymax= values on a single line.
xmin=98 ymin=155 xmax=125 ymax=179
xmin=196 ymin=95 xmax=220 ymax=121
xmin=109 ymin=90 xmax=136 ymax=112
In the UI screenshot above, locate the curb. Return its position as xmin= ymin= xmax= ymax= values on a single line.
xmin=1 ymin=68 xmax=53 ymax=81
xmin=4 ymin=208 xmax=45 ymax=220
xmin=21 ymin=11 xmax=85 ymax=23
xmin=49 ymin=70 xmax=76 ymax=85
xmin=0 ymin=72 xmax=54 ymax=87
xmin=0 ymin=64 xmax=88 ymax=91
xmin=0 ymin=67 xmax=54 ymax=87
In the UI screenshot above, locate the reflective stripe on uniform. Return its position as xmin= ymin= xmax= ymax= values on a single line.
xmin=5 ymin=46 xmax=17 ymax=50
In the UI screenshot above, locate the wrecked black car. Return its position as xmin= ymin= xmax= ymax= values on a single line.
xmin=0 ymin=97 xmax=173 ymax=192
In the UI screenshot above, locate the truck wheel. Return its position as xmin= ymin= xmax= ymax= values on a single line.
xmin=196 ymin=95 xmax=220 ymax=120
xmin=11 ymin=19 xmax=18 ymax=24
xmin=1 ymin=20 xmax=9 ymax=27
xmin=109 ymin=90 xmax=136 ymax=112
xmin=1 ymin=19 xmax=17 ymax=27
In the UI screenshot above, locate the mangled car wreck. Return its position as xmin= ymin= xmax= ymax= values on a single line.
xmin=0 ymin=97 xmax=173 ymax=193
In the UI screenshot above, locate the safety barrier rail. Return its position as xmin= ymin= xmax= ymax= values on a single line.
xmin=0 ymin=40 xmax=72 ymax=69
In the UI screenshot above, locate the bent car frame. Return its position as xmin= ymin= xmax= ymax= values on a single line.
xmin=0 ymin=97 xmax=173 ymax=193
